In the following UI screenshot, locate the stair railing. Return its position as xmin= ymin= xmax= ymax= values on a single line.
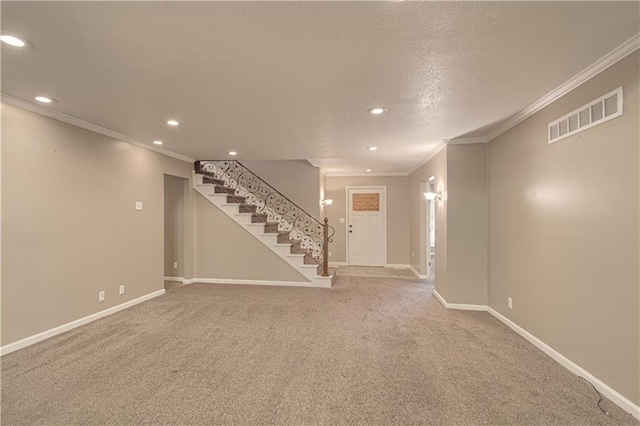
xmin=195 ymin=160 xmax=335 ymax=277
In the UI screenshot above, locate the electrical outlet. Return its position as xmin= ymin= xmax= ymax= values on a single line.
xmin=99 ymin=291 xmax=105 ymax=302
xmin=119 ymin=285 xmax=125 ymax=295
xmin=173 ymin=262 xmax=178 ymax=269
xmin=508 ymin=297 xmax=513 ymax=309
xmin=135 ymin=201 xmax=143 ymax=211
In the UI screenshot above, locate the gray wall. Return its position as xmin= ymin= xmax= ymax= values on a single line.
xmin=1 ymin=104 xmax=193 ymax=345
xmin=194 ymin=193 xmax=309 ymax=282
xmin=488 ymin=51 xmax=639 ymax=405
xmin=410 ymin=149 xmax=448 ymax=297
xmin=447 ymin=144 xmax=488 ymax=305
xmin=241 ymin=160 xmax=322 ymax=219
xmin=325 ymin=175 xmax=410 ymax=265
xmin=164 ymin=175 xmax=188 ymax=277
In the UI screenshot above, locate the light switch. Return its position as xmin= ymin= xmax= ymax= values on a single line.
xmin=339 ymin=218 xmax=345 ymax=223
xmin=136 ymin=201 xmax=143 ymax=211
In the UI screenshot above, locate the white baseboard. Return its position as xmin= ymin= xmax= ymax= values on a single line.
xmin=408 ymin=264 xmax=428 ymax=280
xmin=385 ymin=263 xmax=410 ymax=269
xmin=487 ymin=307 xmax=640 ymax=420
xmin=431 ymin=289 xmax=640 ymax=420
xmin=193 ymin=277 xmax=323 ymax=288
xmin=432 ymin=289 xmax=487 ymax=311
xmin=164 ymin=276 xmax=184 ymax=281
xmin=328 ymin=262 xmax=348 ymax=267
xmin=182 ymin=278 xmax=196 ymax=284
xmin=0 ymin=289 xmax=166 ymax=356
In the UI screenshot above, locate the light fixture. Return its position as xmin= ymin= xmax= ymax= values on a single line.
xmin=167 ymin=120 xmax=180 ymax=126
xmin=228 ymin=151 xmax=237 ymax=156
xmin=428 ymin=176 xmax=435 ymax=181
xmin=365 ymin=169 xmax=372 ymax=172
xmin=0 ymin=35 xmax=26 ymax=47
xmin=368 ymin=107 xmax=388 ymax=115
xmin=321 ymin=199 xmax=333 ymax=206
xmin=424 ymin=191 xmax=442 ymax=202
xmin=367 ymin=146 xmax=378 ymax=151
xmin=153 ymin=140 xmax=163 ymax=145
xmin=35 ymin=96 xmax=55 ymax=103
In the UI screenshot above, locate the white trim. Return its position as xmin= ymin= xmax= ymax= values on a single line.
xmin=164 ymin=276 xmax=184 ymax=281
xmin=485 ymin=33 xmax=639 ymax=142
xmin=325 ymin=172 xmax=409 ymax=177
xmin=447 ymin=137 xmax=489 ymax=145
xmin=487 ymin=307 xmax=640 ymax=420
xmin=1 ymin=94 xmax=196 ymax=163
xmin=345 ymin=186 xmax=388 ymax=267
xmin=432 ymin=290 xmax=487 ymax=311
xmin=0 ymin=289 xmax=166 ymax=356
xmin=182 ymin=278 xmax=196 ymax=284
xmin=329 ymin=261 xmax=348 ymax=267
xmin=408 ymin=264 xmax=428 ymax=280
xmin=385 ymin=263 xmax=411 ymax=269
xmin=406 ymin=139 xmax=448 ymax=175
xmin=192 ymin=278 xmax=329 ymax=288
xmin=430 ymin=289 xmax=640 ymax=420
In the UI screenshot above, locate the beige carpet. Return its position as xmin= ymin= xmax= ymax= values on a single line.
xmin=2 ymin=275 xmax=638 ymax=425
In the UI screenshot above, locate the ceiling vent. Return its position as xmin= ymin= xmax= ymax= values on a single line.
xmin=548 ymin=87 xmax=623 ymax=144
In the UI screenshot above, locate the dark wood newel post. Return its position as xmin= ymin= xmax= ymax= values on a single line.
xmin=322 ymin=217 xmax=329 ymax=277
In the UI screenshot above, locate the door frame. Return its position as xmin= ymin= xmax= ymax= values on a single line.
xmin=345 ymin=186 xmax=387 ymax=266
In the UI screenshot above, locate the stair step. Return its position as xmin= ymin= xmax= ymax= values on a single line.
xmin=264 ymin=223 xmax=280 ymax=233
xmin=304 ymin=254 xmax=317 ymax=265
xmin=251 ymin=214 xmax=268 ymax=223
xmin=277 ymin=232 xmax=291 ymax=243
xmin=215 ymin=186 xmax=236 ymax=194
xmin=226 ymin=195 xmax=246 ymax=203
xmin=289 ymin=245 xmax=308 ymax=255
xmin=203 ymin=176 xmax=225 ymax=185
xmin=239 ymin=205 xmax=256 ymax=213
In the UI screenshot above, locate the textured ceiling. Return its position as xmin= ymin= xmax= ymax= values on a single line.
xmin=1 ymin=2 xmax=639 ymax=174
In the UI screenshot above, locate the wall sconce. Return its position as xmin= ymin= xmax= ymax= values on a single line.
xmin=321 ymin=199 xmax=333 ymax=206
xmin=423 ymin=191 xmax=442 ymax=202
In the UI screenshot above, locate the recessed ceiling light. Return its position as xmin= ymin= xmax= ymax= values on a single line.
xmin=153 ymin=140 xmax=163 ymax=145
xmin=228 ymin=151 xmax=237 ymax=156
xmin=0 ymin=35 xmax=26 ymax=47
xmin=167 ymin=120 xmax=180 ymax=126
xmin=367 ymin=146 xmax=378 ymax=151
xmin=366 ymin=169 xmax=372 ymax=172
xmin=368 ymin=107 xmax=388 ymax=115
xmin=35 ymin=96 xmax=55 ymax=103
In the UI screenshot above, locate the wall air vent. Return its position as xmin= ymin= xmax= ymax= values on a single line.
xmin=548 ymin=87 xmax=623 ymax=144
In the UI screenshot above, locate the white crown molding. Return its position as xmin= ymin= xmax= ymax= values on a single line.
xmin=406 ymin=139 xmax=448 ymax=175
xmin=447 ymin=137 xmax=489 ymax=145
xmin=485 ymin=32 xmax=640 ymax=142
xmin=1 ymin=94 xmax=196 ymax=164
xmin=0 ymin=289 xmax=165 ymax=356
xmin=325 ymin=172 xmax=409 ymax=177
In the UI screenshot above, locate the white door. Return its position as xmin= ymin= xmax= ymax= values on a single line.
xmin=347 ymin=188 xmax=386 ymax=266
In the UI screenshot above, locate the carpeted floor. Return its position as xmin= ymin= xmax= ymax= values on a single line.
xmin=2 ymin=274 xmax=638 ymax=425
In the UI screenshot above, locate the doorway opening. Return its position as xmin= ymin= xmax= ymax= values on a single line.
xmin=164 ymin=174 xmax=189 ymax=290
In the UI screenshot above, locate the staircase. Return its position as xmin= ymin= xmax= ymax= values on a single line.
xmin=193 ymin=160 xmax=336 ymax=288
